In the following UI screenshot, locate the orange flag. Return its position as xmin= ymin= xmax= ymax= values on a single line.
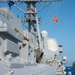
xmin=54 ymin=16 xmax=58 ymax=22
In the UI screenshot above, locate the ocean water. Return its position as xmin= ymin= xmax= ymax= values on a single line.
xmin=65 ymin=67 xmax=75 ymax=75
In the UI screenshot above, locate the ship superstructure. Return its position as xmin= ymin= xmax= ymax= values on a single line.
xmin=0 ymin=0 xmax=67 ymax=75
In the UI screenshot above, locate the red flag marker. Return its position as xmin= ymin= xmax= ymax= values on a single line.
xmin=54 ymin=16 xmax=58 ymax=22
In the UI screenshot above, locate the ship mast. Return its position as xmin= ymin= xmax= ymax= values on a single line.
xmin=23 ymin=0 xmax=62 ymax=50
xmin=7 ymin=0 xmax=62 ymax=50
xmin=26 ymin=1 xmax=36 ymax=34
xmin=6 ymin=0 xmax=62 ymax=33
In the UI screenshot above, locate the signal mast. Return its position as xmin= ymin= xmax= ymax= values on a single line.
xmin=7 ymin=0 xmax=61 ymax=50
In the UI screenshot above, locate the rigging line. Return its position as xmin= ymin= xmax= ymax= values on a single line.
xmin=49 ymin=3 xmax=59 ymax=23
xmin=46 ymin=2 xmax=58 ymax=28
xmin=42 ymin=4 xmax=53 ymax=30
xmin=44 ymin=2 xmax=56 ymax=29
xmin=14 ymin=4 xmax=25 ymax=13
xmin=46 ymin=6 xmax=54 ymax=28
xmin=38 ymin=2 xmax=44 ymax=6
xmin=54 ymin=2 xmax=62 ymax=15
xmin=44 ymin=2 xmax=52 ymax=22
xmin=53 ymin=2 xmax=60 ymax=16
xmin=51 ymin=1 xmax=62 ymax=18
xmin=47 ymin=2 xmax=62 ymax=31
xmin=50 ymin=2 xmax=57 ymax=17
xmin=52 ymin=2 xmax=58 ymax=16
xmin=43 ymin=3 xmax=54 ymax=26
xmin=37 ymin=2 xmax=52 ymax=13
xmin=47 ymin=2 xmax=60 ymax=25
xmin=37 ymin=1 xmax=51 ymax=28
xmin=45 ymin=2 xmax=59 ymax=30
xmin=47 ymin=2 xmax=57 ymax=22
xmin=15 ymin=2 xmax=23 ymax=7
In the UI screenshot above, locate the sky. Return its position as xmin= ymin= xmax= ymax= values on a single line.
xmin=51 ymin=0 xmax=75 ymax=66
xmin=57 ymin=0 xmax=75 ymax=66
xmin=1 ymin=0 xmax=75 ymax=66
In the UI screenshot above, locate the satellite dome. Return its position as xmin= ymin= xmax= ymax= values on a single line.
xmin=41 ymin=30 xmax=48 ymax=37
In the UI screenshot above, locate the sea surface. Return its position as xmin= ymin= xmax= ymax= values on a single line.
xmin=65 ymin=67 xmax=75 ymax=75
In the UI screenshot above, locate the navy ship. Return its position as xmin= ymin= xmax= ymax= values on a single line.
xmin=0 ymin=0 xmax=67 ymax=75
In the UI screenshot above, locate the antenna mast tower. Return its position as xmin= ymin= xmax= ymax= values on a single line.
xmin=4 ymin=0 xmax=61 ymax=34
xmin=1 ymin=0 xmax=62 ymax=51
